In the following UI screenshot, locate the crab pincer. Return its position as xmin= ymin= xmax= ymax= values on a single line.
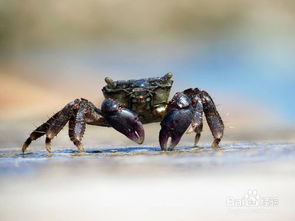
xmin=101 ymin=99 xmax=145 ymax=144
xmin=159 ymin=93 xmax=194 ymax=151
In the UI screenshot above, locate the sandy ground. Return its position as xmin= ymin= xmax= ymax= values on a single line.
xmin=0 ymin=141 xmax=295 ymax=221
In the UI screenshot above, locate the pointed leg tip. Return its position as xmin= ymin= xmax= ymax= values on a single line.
xmin=45 ymin=145 xmax=52 ymax=153
xmin=77 ymin=144 xmax=85 ymax=152
xmin=211 ymin=139 xmax=221 ymax=148
xmin=194 ymin=134 xmax=201 ymax=147
xmin=21 ymin=145 xmax=27 ymax=153
xmin=45 ymin=136 xmax=52 ymax=152
xmin=22 ymin=143 xmax=28 ymax=153
xmin=22 ymin=138 xmax=32 ymax=153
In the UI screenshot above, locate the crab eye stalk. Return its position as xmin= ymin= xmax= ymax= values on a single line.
xmin=165 ymin=72 xmax=173 ymax=80
xmin=105 ymin=77 xmax=116 ymax=88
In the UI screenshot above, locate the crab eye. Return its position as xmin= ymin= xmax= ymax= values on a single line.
xmin=146 ymin=97 xmax=151 ymax=102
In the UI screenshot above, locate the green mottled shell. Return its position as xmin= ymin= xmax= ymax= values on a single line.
xmin=102 ymin=73 xmax=173 ymax=123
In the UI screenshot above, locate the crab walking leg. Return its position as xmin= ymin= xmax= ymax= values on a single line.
xmin=22 ymin=98 xmax=99 ymax=152
xmin=22 ymin=98 xmax=145 ymax=153
xmin=22 ymin=100 xmax=80 ymax=153
xmin=68 ymin=99 xmax=110 ymax=152
xmin=45 ymin=102 xmax=78 ymax=152
xmin=68 ymin=99 xmax=101 ymax=152
xmin=22 ymin=112 xmax=58 ymax=152
xmin=191 ymin=94 xmax=204 ymax=146
xmin=201 ymin=91 xmax=224 ymax=148
xmin=68 ymin=109 xmax=86 ymax=152
xmin=183 ymin=88 xmax=204 ymax=146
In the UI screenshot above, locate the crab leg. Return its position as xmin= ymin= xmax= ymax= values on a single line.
xmin=68 ymin=109 xmax=87 ymax=152
xmin=201 ymin=91 xmax=224 ymax=148
xmin=191 ymin=94 xmax=204 ymax=146
xmin=22 ymin=99 xmax=80 ymax=153
xmin=22 ymin=98 xmax=102 ymax=152
xmin=183 ymin=88 xmax=204 ymax=146
xmin=22 ymin=113 xmax=55 ymax=152
xmin=159 ymin=88 xmax=224 ymax=150
xmin=67 ymin=98 xmax=108 ymax=152
xmin=45 ymin=102 xmax=78 ymax=152
xmin=22 ymin=97 xmax=145 ymax=153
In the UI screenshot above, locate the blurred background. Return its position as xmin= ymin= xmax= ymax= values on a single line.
xmin=0 ymin=0 xmax=295 ymax=146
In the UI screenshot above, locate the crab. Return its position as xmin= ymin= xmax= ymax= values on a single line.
xmin=22 ymin=73 xmax=224 ymax=152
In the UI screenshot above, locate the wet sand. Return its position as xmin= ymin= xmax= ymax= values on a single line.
xmin=0 ymin=143 xmax=295 ymax=220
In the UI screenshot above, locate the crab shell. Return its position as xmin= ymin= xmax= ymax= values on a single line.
xmin=102 ymin=73 xmax=173 ymax=123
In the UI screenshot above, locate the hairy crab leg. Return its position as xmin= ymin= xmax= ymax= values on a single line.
xmin=22 ymin=99 xmax=80 ymax=153
xmin=191 ymin=94 xmax=204 ymax=146
xmin=22 ymin=97 xmax=145 ymax=153
xmin=183 ymin=88 xmax=204 ymax=146
xmin=160 ymin=88 xmax=224 ymax=150
xmin=201 ymin=91 xmax=224 ymax=148
xmin=22 ymin=98 xmax=101 ymax=153
xmin=22 ymin=113 xmax=56 ymax=152
xmin=68 ymin=108 xmax=86 ymax=152
xmin=67 ymin=98 xmax=108 ymax=152
xmin=45 ymin=102 xmax=78 ymax=152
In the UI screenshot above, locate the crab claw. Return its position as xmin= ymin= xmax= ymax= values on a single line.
xmin=159 ymin=93 xmax=194 ymax=151
xmin=101 ymin=99 xmax=145 ymax=144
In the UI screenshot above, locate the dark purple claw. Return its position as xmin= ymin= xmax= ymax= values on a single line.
xmin=101 ymin=99 xmax=145 ymax=144
xmin=159 ymin=93 xmax=194 ymax=151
